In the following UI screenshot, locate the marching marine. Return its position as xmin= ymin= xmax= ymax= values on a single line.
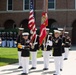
xmin=52 ymin=30 xmax=62 ymax=75
xmin=2 ymin=32 xmax=6 ymax=47
xmin=30 ymin=32 xmax=39 ymax=70
xmin=18 ymin=32 xmax=31 ymax=75
xmin=16 ymin=27 xmax=24 ymax=69
xmin=64 ymin=32 xmax=71 ymax=60
xmin=42 ymin=28 xmax=52 ymax=70
xmin=58 ymin=28 xmax=65 ymax=71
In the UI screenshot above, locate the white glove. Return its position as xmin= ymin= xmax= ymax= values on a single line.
xmin=22 ymin=45 xmax=25 ymax=49
xmin=47 ymin=40 xmax=53 ymax=46
xmin=33 ymin=42 xmax=38 ymax=45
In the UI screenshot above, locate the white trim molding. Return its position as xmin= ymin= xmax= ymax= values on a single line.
xmin=23 ymin=0 xmax=25 ymax=11
xmin=75 ymin=0 xmax=76 ymax=9
xmin=1 ymin=9 xmax=76 ymax=13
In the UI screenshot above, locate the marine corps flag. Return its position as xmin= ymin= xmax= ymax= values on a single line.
xmin=39 ymin=12 xmax=48 ymax=46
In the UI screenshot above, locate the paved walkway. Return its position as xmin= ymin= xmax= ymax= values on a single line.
xmin=0 ymin=50 xmax=76 ymax=75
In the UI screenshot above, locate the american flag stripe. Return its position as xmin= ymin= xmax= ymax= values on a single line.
xmin=28 ymin=0 xmax=36 ymax=42
xmin=29 ymin=14 xmax=33 ymax=18
xmin=30 ymin=12 xmax=33 ymax=15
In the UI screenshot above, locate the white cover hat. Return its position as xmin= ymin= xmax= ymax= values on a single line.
xmin=65 ymin=32 xmax=69 ymax=34
xmin=46 ymin=28 xmax=50 ymax=31
xmin=54 ymin=30 xmax=61 ymax=33
xmin=49 ymin=33 xmax=52 ymax=35
xmin=22 ymin=32 xmax=29 ymax=36
xmin=19 ymin=28 xmax=24 ymax=30
xmin=58 ymin=28 xmax=63 ymax=31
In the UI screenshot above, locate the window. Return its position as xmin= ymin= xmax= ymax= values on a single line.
xmin=7 ymin=0 xmax=13 ymax=11
xmin=23 ymin=0 xmax=30 ymax=10
xmin=48 ymin=0 xmax=56 ymax=9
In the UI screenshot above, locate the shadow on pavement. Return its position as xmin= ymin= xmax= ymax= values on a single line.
xmin=1 ymin=68 xmax=18 ymax=71
xmin=70 ymin=46 xmax=76 ymax=50
xmin=1 ymin=68 xmax=22 ymax=75
xmin=0 ymin=57 xmax=18 ymax=64
xmin=42 ymin=71 xmax=55 ymax=75
xmin=29 ymin=60 xmax=54 ymax=65
xmin=29 ymin=69 xmax=44 ymax=73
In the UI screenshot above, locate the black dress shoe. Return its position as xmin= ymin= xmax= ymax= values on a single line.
xmin=60 ymin=69 xmax=62 ymax=71
xmin=21 ymin=73 xmax=28 ymax=75
xmin=43 ymin=68 xmax=48 ymax=70
xmin=53 ymin=74 xmax=57 ymax=75
xmin=18 ymin=66 xmax=22 ymax=69
xmin=30 ymin=67 xmax=36 ymax=69
xmin=64 ymin=58 xmax=68 ymax=60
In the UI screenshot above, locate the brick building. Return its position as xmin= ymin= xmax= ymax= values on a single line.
xmin=0 ymin=0 xmax=76 ymax=45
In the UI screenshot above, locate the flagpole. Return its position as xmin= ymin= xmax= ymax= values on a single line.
xmin=43 ymin=0 xmax=48 ymax=51
xmin=39 ymin=0 xmax=48 ymax=46
xmin=43 ymin=0 xmax=48 ymax=12
xmin=28 ymin=0 xmax=36 ymax=43
xmin=66 ymin=0 xmax=68 ymax=29
xmin=33 ymin=0 xmax=36 ymax=21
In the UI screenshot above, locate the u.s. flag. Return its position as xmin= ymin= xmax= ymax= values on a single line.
xmin=28 ymin=0 xmax=36 ymax=42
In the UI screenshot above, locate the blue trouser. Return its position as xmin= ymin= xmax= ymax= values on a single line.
xmin=7 ymin=40 xmax=10 ymax=47
xmin=13 ymin=40 xmax=16 ymax=47
xmin=10 ymin=40 xmax=13 ymax=47
xmin=2 ymin=40 xmax=6 ymax=47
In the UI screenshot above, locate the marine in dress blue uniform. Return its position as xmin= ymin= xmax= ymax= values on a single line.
xmin=30 ymin=33 xmax=39 ymax=69
xmin=13 ymin=32 xmax=17 ymax=47
xmin=9 ymin=32 xmax=13 ymax=47
xmin=6 ymin=32 xmax=10 ymax=47
xmin=16 ymin=27 xmax=24 ymax=69
xmin=64 ymin=32 xmax=71 ymax=60
xmin=18 ymin=32 xmax=31 ymax=75
xmin=0 ymin=32 xmax=2 ymax=46
xmin=2 ymin=32 xmax=6 ymax=47
xmin=58 ymin=28 xmax=65 ymax=71
xmin=53 ymin=30 xmax=62 ymax=75
xmin=42 ymin=28 xmax=52 ymax=70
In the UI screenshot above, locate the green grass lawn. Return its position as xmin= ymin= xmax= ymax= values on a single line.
xmin=0 ymin=47 xmax=42 ymax=66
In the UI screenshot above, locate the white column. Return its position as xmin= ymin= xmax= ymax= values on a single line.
xmin=75 ymin=0 xmax=76 ymax=9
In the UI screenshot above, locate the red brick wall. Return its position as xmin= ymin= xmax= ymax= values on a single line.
xmin=0 ymin=0 xmax=76 ymax=28
xmin=35 ymin=0 xmax=43 ymax=10
xmin=56 ymin=0 xmax=67 ymax=9
xmin=56 ymin=0 xmax=75 ymax=9
xmin=13 ymin=0 xmax=23 ymax=10
xmin=0 ymin=0 xmax=7 ymax=11
xmin=0 ymin=12 xmax=29 ymax=27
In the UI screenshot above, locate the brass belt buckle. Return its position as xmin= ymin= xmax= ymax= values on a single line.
xmin=44 ymin=48 xmax=46 ymax=51
xmin=32 ymin=45 xmax=34 ymax=49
